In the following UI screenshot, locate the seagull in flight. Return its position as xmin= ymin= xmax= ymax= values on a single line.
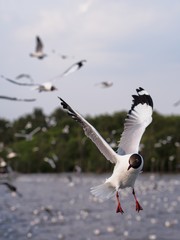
xmin=173 ymin=99 xmax=180 ymax=107
xmin=59 ymin=87 xmax=153 ymax=213
xmin=61 ymin=60 xmax=87 ymax=77
xmin=0 ymin=95 xmax=36 ymax=102
xmin=15 ymin=127 xmax=41 ymax=141
xmin=30 ymin=36 xmax=47 ymax=59
xmin=95 ymin=81 xmax=113 ymax=88
xmin=1 ymin=74 xmax=57 ymax=92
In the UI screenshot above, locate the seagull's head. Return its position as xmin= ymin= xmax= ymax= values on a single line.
xmin=127 ymin=153 xmax=143 ymax=171
xmin=50 ymin=85 xmax=58 ymax=91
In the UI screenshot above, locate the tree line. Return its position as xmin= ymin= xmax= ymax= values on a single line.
xmin=0 ymin=107 xmax=179 ymax=173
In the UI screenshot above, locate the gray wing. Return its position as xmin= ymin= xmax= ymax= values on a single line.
xmin=61 ymin=60 xmax=86 ymax=77
xmin=59 ymin=97 xmax=117 ymax=164
xmin=1 ymin=75 xmax=35 ymax=86
xmin=36 ymin=36 xmax=43 ymax=52
xmin=29 ymin=127 xmax=41 ymax=136
xmin=0 ymin=95 xmax=36 ymax=102
xmin=117 ymin=87 xmax=153 ymax=155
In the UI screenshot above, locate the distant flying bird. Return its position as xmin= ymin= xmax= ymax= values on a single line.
xmin=1 ymin=74 xmax=57 ymax=92
xmin=44 ymin=157 xmax=56 ymax=169
xmin=173 ymin=99 xmax=180 ymax=107
xmin=59 ymin=87 xmax=153 ymax=213
xmin=15 ymin=127 xmax=41 ymax=141
xmin=0 ymin=95 xmax=36 ymax=102
xmin=30 ymin=36 xmax=47 ymax=59
xmin=95 ymin=81 xmax=113 ymax=88
xmin=61 ymin=60 xmax=87 ymax=77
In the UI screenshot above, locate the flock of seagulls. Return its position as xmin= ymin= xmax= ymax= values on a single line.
xmin=59 ymin=87 xmax=153 ymax=213
xmin=1 ymin=36 xmax=89 ymax=100
xmin=1 ymin=35 xmax=115 ymax=100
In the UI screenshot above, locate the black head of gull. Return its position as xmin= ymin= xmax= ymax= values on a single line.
xmin=127 ymin=153 xmax=143 ymax=170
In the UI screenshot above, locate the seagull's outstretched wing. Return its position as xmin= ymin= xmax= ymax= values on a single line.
xmin=59 ymin=97 xmax=117 ymax=164
xmin=36 ymin=36 xmax=43 ymax=52
xmin=1 ymin=75 xmax=35 ymax=86
xmin=29 ymin=127 xmax=41 ymax=136
xmin=0 ymin=95 xmax=36 ymax=102
xmin=117 ymin=87 xmax=153 ymax=155
xmin=61 ymin=60 xmax=87 ymax=77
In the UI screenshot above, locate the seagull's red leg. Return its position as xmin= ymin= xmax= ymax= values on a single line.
xmin=116 ymin=191 xmax=124 ymax=214
xmin=132 ymin=188 xmax=143 ymax=212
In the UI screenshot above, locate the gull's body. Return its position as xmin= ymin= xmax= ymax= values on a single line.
xmin=30 ymin=36 xmax=47 ymax=59
xmin=34 ymin=82 xmax=57 ymax=92
xmin=59 ymin=87 xmax=153 ymax=213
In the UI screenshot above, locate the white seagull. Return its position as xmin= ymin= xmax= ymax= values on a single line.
xmin=15 ymin=127 xmax=41 ymax=141
xmin=30 ymin=36 xmax=47 ymax=59
xmin=1 ymin=75 xmax=57 ymax=92
xmin=59 ymin=87 xmax=153 ymax=213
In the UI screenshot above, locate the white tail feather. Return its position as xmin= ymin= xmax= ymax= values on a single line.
xmin=90 ymin=182 xmax=115 ymax=200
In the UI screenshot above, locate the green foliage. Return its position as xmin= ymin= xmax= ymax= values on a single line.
xmin=0 ymin=108 xmax=179 ymax=173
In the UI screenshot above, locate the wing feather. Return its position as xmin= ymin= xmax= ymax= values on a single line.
xmin=59 ymin=97 xmax=117 ymax=164
xmin=117 ymin=87 xmax=153 ymax=155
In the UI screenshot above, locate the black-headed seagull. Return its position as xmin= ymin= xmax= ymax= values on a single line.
xmin=30 ymin=36 xmax=47 ymax=59
xmin=58 ymin=87 xmax=153 ymax=213
xmin=1 ymin=75 xmax=57 ymax=93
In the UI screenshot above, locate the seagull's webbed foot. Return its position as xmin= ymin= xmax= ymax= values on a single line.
xmin=132 ymin=188 xmax=143 ymax=212
xmin=135 ymin=200 xmax=143 ymax=212
xmin=116 ymin=191 xmax=124 ymax=214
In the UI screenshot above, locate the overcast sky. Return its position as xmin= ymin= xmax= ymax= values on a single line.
xmin=1 ymin=0 xmax=180 ymax=121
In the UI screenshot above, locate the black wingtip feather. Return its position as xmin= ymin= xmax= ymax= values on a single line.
xmin=130 ymin=87 xmax=153 ymax=114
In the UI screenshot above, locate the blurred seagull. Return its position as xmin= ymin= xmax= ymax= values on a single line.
xmin=59 ymin=87 xmax=153 ymax=213
xmin=0 ymin=95 xmax=36 ymax=102
xmin=173 ymin=99 xmax=180 ymax=107
xmin=95 ymin=81 xmax=113 ymax=88
xmin=1 ymin=74 xmax=57 ymax=92
xmin=33 ymin=82 xmax=58 ymax=92
xmin=15 ymin=127 xmax=41 ymax=141
xmin=44 ymin=157 xmax=56 ymax=169
xmin=30 ymin=36 xmax=47 ymax=59
xmin=61 ymin=60 xmax=87 ymax=77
